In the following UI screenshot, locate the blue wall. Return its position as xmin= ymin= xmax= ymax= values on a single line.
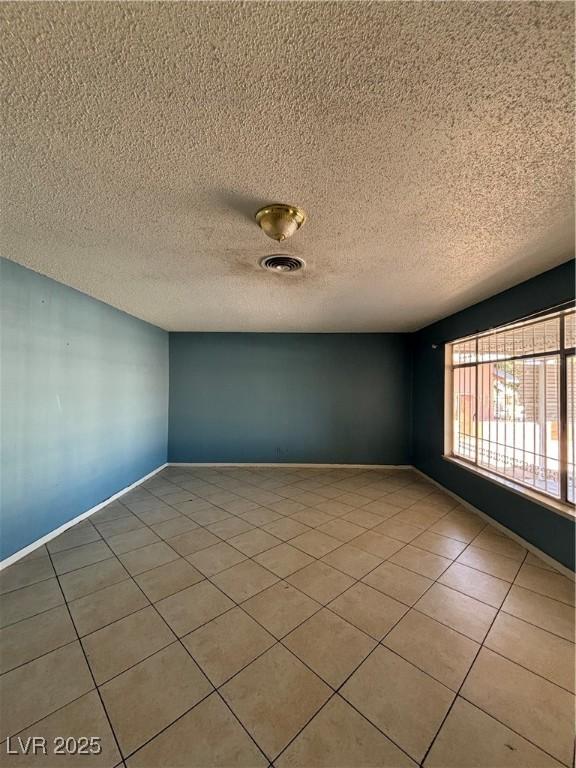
xmin=3 ymin=257 xmax=573 ymax=569
xmin=1 ymin=259 xmax=169 ymax=560
xmin=412 ymin=261 xmax=575 ymax=569
xmin=169 ymin=333 xmax=412 ymax=465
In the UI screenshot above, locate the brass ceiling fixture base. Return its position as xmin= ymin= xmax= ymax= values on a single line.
xmin=255 ymin=204 xmax=306 ymax=242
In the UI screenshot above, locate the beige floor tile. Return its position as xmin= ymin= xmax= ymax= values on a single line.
xmin=389 ymin=545 xmax=452 ymax=579
xmin=240 ymin=508 xmax=283 ymax=526
xmin=341 ymin=509 xmax=383 ymax=528
xmin=95 ymin=514 xmax=145 ymax=538
xmin=205 ymin=516 xmax=254 ymax=539
xmin=401 ymin=483 xmax=435 ymax=501
xmin=383 ymin=609 xmax=479 ymax=690
xmin=0 ymin=579 xmax=64 ymax=629
xmin=0 ymin=642 xmax=94 ymax=741
xmin=485 ymin=612 xmax=575 ymax=692
xmin=336 ymin=492 xmax=376 ymax=507
xmin=243 ymin=582 xmax=320 ymax=638
xmin=351 ymin=531 xmax=404 ymax=559
xmin=168 ymin=528 xmax=221 ymax=556
xmin=287 ymin=562 xmax=354 ymax=604
xmin=220 ymin=498 xmax=263 ymax=514
xmin=150 ymin=515 xmax=198 ymax=540
xmin=267 ymin=499 xmax=308 ymax=515
xmin=287 ymin=530 xmax=342 ymax=558
xmin=69 ymin=579 xmax=149 ymax=636
xmin=82 ymin=606 xmax=175 ymax=684
xmin=284 ymin=609 xmax=376 ymax=688
xmin=415 ymin=583 xmax=497 ymax=642
xmin=429 ymin=517 xmax=484 ymax=543
xmin=461 ymin=648 xmax=574 ymax=766
xmin=425 ymin=696 xmax=564 ymax=768
xmin=134 ymin=558 xmax=204 ymax=601
xmin=221 ymin=644 xmax=331 ymax=760
xmin=6 ymin=546 xmax=48 ymax=564
xmin=91 ymin=503 xmax=133 ymax=524
xmin=328 ymin=582 xmax=407 ymax=639
xmin=212 ymin=560 xmax=279 ymax=602
xmin=100 ymin=642 xmax=212 ymax=757
xmin=471 ymin=529 xmax=526 ymax=561
xmin=254 ymin=543 xmax=314 ymax=578
xmin=155 ymin=580 xmax=234 ymax=636
xmin=228 ymin=529 xmax=282 ymax=557
xmin=47 ymin=524 xmax=102 ymax=554
xmin=183 ymin=606 xmax=275 ymax=686
xmin=515 ymin=563 xmax=574 ymax=605
xmin=186 ymin=541 xmax=246 ymax=576
xmin=314 ymin=500 xmax=356 ymax=518
xmin=118 ymin=542 xmax=180 ymax=576
xmin=59 ymin=558 xmax=130 ymax=601
xmin=502 ymin=585 xmax=575 ymax=641
xmin=290 ymin=509 xmax=334 ymax=528
xmin=0 ymin=557 xmax=55 ymax=594
xmin=316 ymin=519 xmax=365 ymax=542
xmin=419 ymin=493 xmax=457 ymax=511
xmin=455 ymin=545 xmax=522 ymax=581
xmin=380 ymin=492 xmax=416 ymax=509
xmin=363 ymin=561 xmax=433 ymax=606
xmin=51 ymin=541 xmax=114 ymax=575
xmin=292 ymin=492 xmax=327 ymax=507
xmin=0 ymin=605 xmax=76 ymax=674
xmin=393 ymin=506 xmax=446 ymax=529
xmin=341 ymin=646 xmax=454 ymax=762
xmin=261 ymin=517 xmax=311 ymax=541
xmin=176 ymin=499 xmax=217 ymax=516
xmin=106 ymin=528 xmax=161 ymax=555
xmin=439 ymin=562 xmax=510 ymax=608
xmin=321 ymin=543 xmax=382 ymax=579
xmin=354 ymin=485 xmax=391 ymax=501
xmin=126 ymin=692 xmax=267 ymax=767
xmin=411 ymin=531 xmax=467 ymax=559
xmin=363 ymin=499 xmax=407 ymax=519
xmin=0 ymin=691 xmax=121 ymax=768
xmin=188 ymin=506 xmax=232 ymax=525
xmin=276 ymin=694 xmax=417 ymax=768
xmin=525 ymin=552 xmax=563 ymax=573
xmin=373 ymin=519 xmax=423 ymax=543
xmin=134 ymin=506 xmax=182 ymax=527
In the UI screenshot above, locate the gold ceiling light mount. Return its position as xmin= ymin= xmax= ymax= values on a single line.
xmin=255 ymin=203 xmax=306 ymax=242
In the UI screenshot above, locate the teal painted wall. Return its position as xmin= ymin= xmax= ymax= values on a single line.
xmin=168 ymin=333 xmax=412 ymax=465
xmin=0 ymin=259 xmax=169 ymax=560
xmin=412 ymin=261 xmax=575 ymax=569
xmin=3 ymin=257 xmax=573 ymax=569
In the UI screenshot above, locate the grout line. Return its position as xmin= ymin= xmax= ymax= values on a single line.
xmin=2 ymin=467 xmax=572 ymax=765
xmin=43 ymin=547 xmax=125 ymax=765
xmin=420 ymin=548 xmax=533 ymax=765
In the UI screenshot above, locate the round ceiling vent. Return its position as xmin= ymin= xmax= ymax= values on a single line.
xmin=260 ymin=255 xmax=305 ymax=273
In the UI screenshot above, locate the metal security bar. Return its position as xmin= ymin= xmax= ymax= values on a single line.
xmin=449 ymin=308 xmax=576 ymax=504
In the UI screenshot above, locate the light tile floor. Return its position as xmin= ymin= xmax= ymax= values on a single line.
xmin=0 ymin=466 xmax=574 ymax=767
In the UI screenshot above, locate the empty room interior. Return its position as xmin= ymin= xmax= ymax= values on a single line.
xmin=0 ymin=2 xmax=575 ymax=767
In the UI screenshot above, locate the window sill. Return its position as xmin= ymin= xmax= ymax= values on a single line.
xmin=442 ymin=455 xmax=576 ymax=521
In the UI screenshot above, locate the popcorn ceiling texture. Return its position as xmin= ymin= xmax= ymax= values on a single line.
xmin=1 ymin=1 xmax=573 ymax=332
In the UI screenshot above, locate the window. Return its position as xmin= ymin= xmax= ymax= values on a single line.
xmin=447 ymin=307 xmax=576 ymax=506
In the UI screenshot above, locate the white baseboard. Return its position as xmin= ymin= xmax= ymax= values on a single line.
xmin=412 ymin=468 xmax=573 ymax=578
xmin=0 ymin=463 xmax=168 ymax=571
xmin=168 ymin=462 xmax=414 ymax=469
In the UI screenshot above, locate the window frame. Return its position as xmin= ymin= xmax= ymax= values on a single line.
xmin=445 ymin=306 xmax=575 ymax=510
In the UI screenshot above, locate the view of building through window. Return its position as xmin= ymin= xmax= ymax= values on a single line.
xmin=449 ymin=308 xmax=575 ymax=504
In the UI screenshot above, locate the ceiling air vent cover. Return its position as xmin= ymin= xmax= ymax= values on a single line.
xmin=260 ymin=255 xmax=305 ymax=273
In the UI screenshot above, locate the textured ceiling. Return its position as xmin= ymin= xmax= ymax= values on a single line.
xmin=1 ymin=1 xmax=574 ymax=332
